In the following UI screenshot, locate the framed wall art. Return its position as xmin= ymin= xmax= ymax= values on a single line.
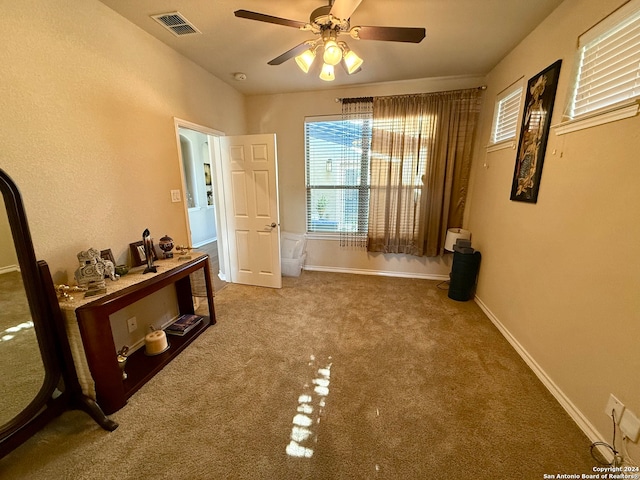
xmin=510 ymin=59 xmax=562 ymax=203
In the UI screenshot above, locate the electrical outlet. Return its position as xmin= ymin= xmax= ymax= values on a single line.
xmin=620 ymin=409 xmax=640 ymax=443
xmin=170 ymin=190 xmax=181 ymax=203
xmin=127 ymin=316 xmax=137 ymax=333
xmin=605 ymin=394 xmax=625 ymax=424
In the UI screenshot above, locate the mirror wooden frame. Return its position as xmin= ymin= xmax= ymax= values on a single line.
xmin=0 ymin=168 xmax=69 ymax=457
xmin=0 ymin=169 xmax=116 ymax=459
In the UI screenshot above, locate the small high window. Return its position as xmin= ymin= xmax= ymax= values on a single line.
xmin=490 ymin=82 xmax=523 ymax=145
xmin=569 ymin=0 xmax=640 ymax=119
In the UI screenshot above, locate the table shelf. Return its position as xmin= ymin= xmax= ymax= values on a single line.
xmin=122 ymin=315 xmax=211 ymax=397
xmin=65 ymin=254 xmax=215 ymax=415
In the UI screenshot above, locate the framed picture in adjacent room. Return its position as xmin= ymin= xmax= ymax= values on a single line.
xmin=510 ymin=59 xmax=562 ymax=203
xmin=204 ymin=163 xmax=212 ymax=186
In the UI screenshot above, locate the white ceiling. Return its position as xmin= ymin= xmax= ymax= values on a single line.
xmin=97 ymin=0 xmax=565 ymax=96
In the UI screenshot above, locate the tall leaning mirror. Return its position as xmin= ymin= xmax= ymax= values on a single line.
xmin=0 ymin=198 xmax=46 ymax=424
xmin=0 ymin=169 xmax=68 ymax=457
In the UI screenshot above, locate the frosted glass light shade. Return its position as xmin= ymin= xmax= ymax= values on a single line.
xmin=295 ymin=49 xmax=315 ymax=73
xmin=343 ymin=50 xmax=363 ymax=74
xmin=323 ymin=40 xmax=343 ymax=66
xmin=319 ymin=63 xmax=335 ymax=81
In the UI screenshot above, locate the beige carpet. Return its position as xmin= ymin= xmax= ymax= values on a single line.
xmin=193 ymin=241 xmax=227 ymax=294
xmin=0 ymin=271 xmax=595 ymax=479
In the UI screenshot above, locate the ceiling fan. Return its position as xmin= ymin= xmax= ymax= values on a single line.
xmin=234 ymin=0 xmax=426 ymax=81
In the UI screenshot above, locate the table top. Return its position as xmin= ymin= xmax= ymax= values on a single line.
xmin=58 ymin=252 xmax=206 ymax=311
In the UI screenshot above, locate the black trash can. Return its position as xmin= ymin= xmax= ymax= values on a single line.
xmin=448 ymin=251 xmax=481 ymax=301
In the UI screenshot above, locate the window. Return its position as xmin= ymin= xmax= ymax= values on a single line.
xmin=569 ymin=0 xmax=640 ymax=119
xmin=490 ymin=81 xmax=523 ymax=145
xmin=305 ymin=116 xmax=372 ymax=234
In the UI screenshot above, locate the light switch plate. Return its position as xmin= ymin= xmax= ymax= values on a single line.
xmin=605 ymin=394 xmax=625 ymax=424
xmin=170 ymin=190 xmax=181 ymax=203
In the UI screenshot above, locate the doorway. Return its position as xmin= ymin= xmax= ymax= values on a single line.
xmin=178 ymin=129 xmax=216 ymax=247
xmin=174 ymin=118 xmax=228 ymax=290
xmin=174 ymin=119 xmax=281 ymax=289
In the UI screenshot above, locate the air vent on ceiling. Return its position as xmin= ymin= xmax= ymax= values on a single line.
xmin=151 ymin=12 xmax=201 ymax=36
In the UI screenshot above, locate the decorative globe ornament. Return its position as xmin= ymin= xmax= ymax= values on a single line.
xmin=159 ymin=234 xmax=174 ymax=259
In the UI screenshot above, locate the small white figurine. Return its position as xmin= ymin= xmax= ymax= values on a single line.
xmin=74 ymin=248 xmax=119 ymax=296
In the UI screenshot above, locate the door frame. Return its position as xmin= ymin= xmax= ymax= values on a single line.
xmin=173 ymin=117 xmax=230 ymax=282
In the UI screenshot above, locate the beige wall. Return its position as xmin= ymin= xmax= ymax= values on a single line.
xmin=0 ymin=0 xmax=246 ymax=281
xmin=467 ymin=0 xmax=640 ymax=459
xmin=246 ymin=75 xmax=484 ymax=278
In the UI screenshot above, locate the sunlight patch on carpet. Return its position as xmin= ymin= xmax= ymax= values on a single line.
xmin=1 ymin=320 xmax=34 ymax=343
xmin=286 ymin=355 xmax=332 ymax=458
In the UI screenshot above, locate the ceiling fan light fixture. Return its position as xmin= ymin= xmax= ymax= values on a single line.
xmin=295 ymin=48 xmax=316 ymax=73
xmin=319 ymin=63 xmax=335 ymax=81
xmin=323 ymin=39 xmax=343 ymax=66
xmin=234 ymin=3 xmax=426 ymax=83
xmin=343 ymin=49 xmax=363 ymax=74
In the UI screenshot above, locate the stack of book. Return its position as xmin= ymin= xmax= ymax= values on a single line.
xmin=165 ymin=314 xmax=203 ymax=336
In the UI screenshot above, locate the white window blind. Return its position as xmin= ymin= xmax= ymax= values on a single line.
xmin=305 ymin=116 xmax=371 ymax=233
xmin=570 ymin=0 xmax=640 ymax=118
xmin=491 ymin=84 xmax=523 ymax=143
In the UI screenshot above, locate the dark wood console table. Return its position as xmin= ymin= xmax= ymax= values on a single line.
xmin=61 ymin=254 xmax=215 ymax=415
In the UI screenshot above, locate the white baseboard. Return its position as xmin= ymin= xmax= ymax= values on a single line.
xmin=474 ymin=295 xmax=613 ymax=462
xmin=192 ymin=238 xmax=217 ymax=248
xmin=303 ymin=264 xmax=449 ymax=281
xmin=0 ymin=265 xmax=20 ymax=275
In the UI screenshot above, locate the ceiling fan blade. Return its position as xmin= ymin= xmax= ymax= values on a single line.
xmin=234 ymin=10 xmax=306 ymax=29
xmin=355 ymin=26 xmax=426 ymax=43
xmin=268 ymin=43 xmax=312 ymax=66
xmin=330 ymin=0 xmax=363 ymax=20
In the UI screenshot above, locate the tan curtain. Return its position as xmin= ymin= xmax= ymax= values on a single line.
xmin=368 ymin=89 xmax=483 ymax=257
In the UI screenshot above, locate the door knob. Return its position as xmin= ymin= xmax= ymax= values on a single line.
xmin=265 ymin=222 xmax=278 ymax=230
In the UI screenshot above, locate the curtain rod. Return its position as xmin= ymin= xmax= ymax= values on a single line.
xmin=336 ymin=96 xmax=373 ymax=103
xmin=335 ymin=85 xmax=487 ymax=103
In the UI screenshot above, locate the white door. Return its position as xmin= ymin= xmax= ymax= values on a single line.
xmin=220 ymin=134 xmax=281 ymax=288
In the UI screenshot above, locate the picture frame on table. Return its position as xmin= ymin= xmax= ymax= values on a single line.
xmin=100 ymin=249 xmax=116 ymax=278
xmin=129 ymin=240 xmax=147 ymax=267
xmin=100 ymin=249 xmax=115 ymax=266
xmin=129 ymin=241 xmax=156 ymax=267
xmin=129 ymin=241 xmax=145 ymax=267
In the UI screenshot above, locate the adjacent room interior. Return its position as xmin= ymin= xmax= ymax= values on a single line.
xmin=1 ymin=0 xmax=638 ymax=477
